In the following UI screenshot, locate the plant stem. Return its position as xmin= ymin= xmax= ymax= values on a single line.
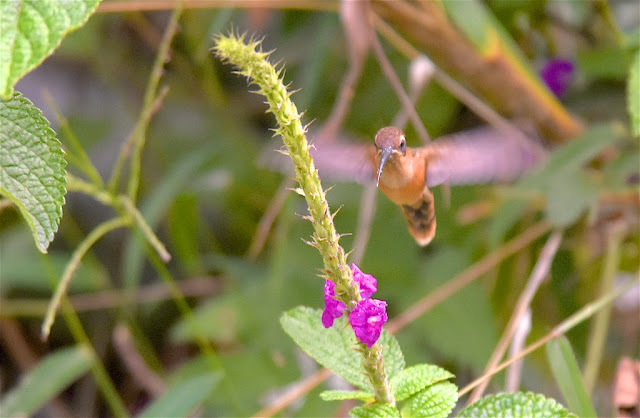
xmin=214 ymin=33 xmax=393 ymax=404
xmin=41 ymin=216 xmax=131 ymax=339
xmin=582 ymin=223 xmax=625 ymax=393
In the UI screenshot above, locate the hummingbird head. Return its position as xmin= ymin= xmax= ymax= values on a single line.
xmin=374 ymin=126 xmax=407 ymax=187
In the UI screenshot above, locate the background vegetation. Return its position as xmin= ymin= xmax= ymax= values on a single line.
xmin=0 ymin=1 xmax=638 ymax=417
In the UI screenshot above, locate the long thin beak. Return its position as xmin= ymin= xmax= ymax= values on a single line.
xmin=376 ymin=147 xmax=393 ymax=187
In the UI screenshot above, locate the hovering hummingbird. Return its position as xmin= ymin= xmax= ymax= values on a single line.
xmin=271 ymin=125 xmax=544 ymax=246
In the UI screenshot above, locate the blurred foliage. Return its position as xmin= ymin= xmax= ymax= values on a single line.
xmin=0 ymin=1 xmax=638 ymax=417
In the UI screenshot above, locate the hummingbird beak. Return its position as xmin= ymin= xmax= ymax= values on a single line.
xmin=376 ymin=147 xmax=393 ymax=187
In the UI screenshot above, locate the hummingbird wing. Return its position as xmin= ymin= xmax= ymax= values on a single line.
xmin=261 ymin=139 xmax=377 ymax=184
xmin=310 ymin=142 xmax=377 ymax=184
xmin=424 ymin=126 xmax=545 ymax=187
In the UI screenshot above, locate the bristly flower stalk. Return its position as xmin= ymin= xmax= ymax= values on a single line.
xmin=214 ymin=33 xmax=393 ymax=405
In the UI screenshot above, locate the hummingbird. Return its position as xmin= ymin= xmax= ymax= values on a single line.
xmin=270 ymin=125 xmax=544 ymax=245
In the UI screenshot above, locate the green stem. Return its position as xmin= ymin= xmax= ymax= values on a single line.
xmin=41 ymin=216 xmax=131 ymax=338
xmin=582 ymin=224 xmax=625 ymax=393
xmin=108 ymin=1 xmax=183 ymax=197
xmin=214 ymin=33 xmax=393 ymax=404
xmin=67 ymin=174 xmax=171 ymax=263
xmin=59 ymin=299 xmax=129 ymax=417
xmin=119 ymin=196 xmax=171 ymax=262
xmin=126 ymin=4 xmax=183 ymax=201
xmin=144 ymin=247 xmax=244 ymax=413
xmin=44 ymin=92 xmax=104 ymax=187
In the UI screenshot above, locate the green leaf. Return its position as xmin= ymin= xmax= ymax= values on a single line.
xmin=320 ymin=390 xmax=374 ymax=402
xmin=350 ymin=403 xmax=401 ymax=418
xmin=545 ymin=170 xmax=599 ymax=227
xmin=390 ymin=364 xmax=454 ymax=402
xmin=137 ymin=374 xmax=220 ymax=418
xmin=0 ymin=345 xmax=94 ymax=417
xmin=546 ymin=337 xmax=597 ymax=418
xmin=0 ymin=92 xmax=67 ymax=252
xmin=578 ymin=47 xmax=632 ymax=81
xmin=378 ymin=325 xmax=406 ymax=380
xmin=280 ymin=306 xmax=404 ymax=391
xmin=628 ymin=51 xmax=640 ymax=136
xmin=399 ymin=382 xmax=457 ymax=418
xmin=0 ymin=0 xmax=101 ymax=98
xmin=520 ymin=124 xmax=622 ymax=189
xmin=458 ymin=392 xmax=576 ymax=417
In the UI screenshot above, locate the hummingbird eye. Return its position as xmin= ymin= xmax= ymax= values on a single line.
xmin=399 ymin=137 xmax=406 ymax=151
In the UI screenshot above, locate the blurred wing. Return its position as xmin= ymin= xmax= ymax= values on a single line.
xmin=425 ymin=126 xmax=545 ymax=187
xmin=260 ymin=141 xmax=376 ymax=185
xmin=311 ymin=142 xmax=376 ymax=184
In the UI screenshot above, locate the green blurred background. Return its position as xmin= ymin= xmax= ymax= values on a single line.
xmin=1 ymin=1 xmax=639 ymax=416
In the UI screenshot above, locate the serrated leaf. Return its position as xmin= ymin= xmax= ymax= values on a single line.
xmin=546 ymin=337 xmax=597 ymax=418
xmin=350 ymin=403 xmax=401 ymax=418
xmin=0 ymin=92 xmax=67 ymax=252
xmin=281 ymin=306 xmax=404 ymax=391
xmin=320 ymin=390 xmax=374 ymax=402
xmin=458 ymin=392 xmax=576 ymax=418
xmin=545 ymin=170 xmax=598 ymax=227
xmin=0 ymin=0 xmax=101 ymax=98
xmin=378 ymin=326 xmax=405 ymax=380
xmin=390 ymin=364 xmax=454 ymax=402
xmin=282 ymin=306 xmax=371 ymax=390
xmin=0 ymin=345 xmax=94 ymax=417
xmin=400 ymin=382 xmax=457 ymax=418
xmin=628 ymin=51 xmax=640 ymax=136
xmin=137 ymin=374 xmax=220 ymax=418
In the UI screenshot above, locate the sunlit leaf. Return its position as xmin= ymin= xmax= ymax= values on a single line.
xmin=320 ymin=390 xmax=374 ymax=402
xmin=399 ymin=382 xmax=457 ymax=418
xmin=0 ymin=345 xmax=94 ymax=417
xmin=0 ymin=92 xmax=66 ymax=252
xmin=280 ymin=306 xmax=404 ymax=391
xmin=390 ymin=364 xmax=454 ymax=402
xmin=350 ymin=403 xmax=400 ymax=418
xmin=0 ymin=0 xmax=100 ymax=98
xmin=458 ymin=392 xmax=576 ymax=417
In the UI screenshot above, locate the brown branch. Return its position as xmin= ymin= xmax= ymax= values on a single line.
xmin=113 ymin=324 xmax=166 ymax=397
xmin=97 ymin=0 xmax=338 ymax=13
xmin=467 ymin=230 xmax=563 ymax=403
xmin=371 ymin=0 xmax=583 ymax=143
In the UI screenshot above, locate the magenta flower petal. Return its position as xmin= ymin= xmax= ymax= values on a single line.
xmin=322 ymin=280 xmax=345 ymax=328
xmin=349 ymin=299 xmax=388 ymax=348
xmin=351 ymin=264 xmax=377 ymax=299
xmin=540 ymin=58 xmax=574 ymax=97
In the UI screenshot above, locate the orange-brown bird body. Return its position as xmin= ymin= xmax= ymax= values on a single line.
xmin=269 ymin=125 xmax=544 ymax=245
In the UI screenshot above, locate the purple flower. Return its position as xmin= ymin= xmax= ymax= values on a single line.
xmin=351 ymin=264 xmax=377 ymax=299
xmin=322 ymin=280 xmax=346 ymax=328
xmin=349 ymin=299 xmax=388 ymax=348
xmin=540 ymin=58 xmax=574 ymax=97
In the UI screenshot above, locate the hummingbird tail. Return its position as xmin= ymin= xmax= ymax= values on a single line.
xmin=401 ymin=188 xmax=436 ymax=246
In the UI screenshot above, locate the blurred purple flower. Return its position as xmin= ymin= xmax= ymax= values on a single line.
xmin=349 ymin=299 xmax=388 ymax=348
xmin=540 ymin=58 xmax=574 ymax=97
xmin=322 ymin=280 xmax=345 ymax=328
xmin=351 ymin=263 xmax=377 ymax=299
